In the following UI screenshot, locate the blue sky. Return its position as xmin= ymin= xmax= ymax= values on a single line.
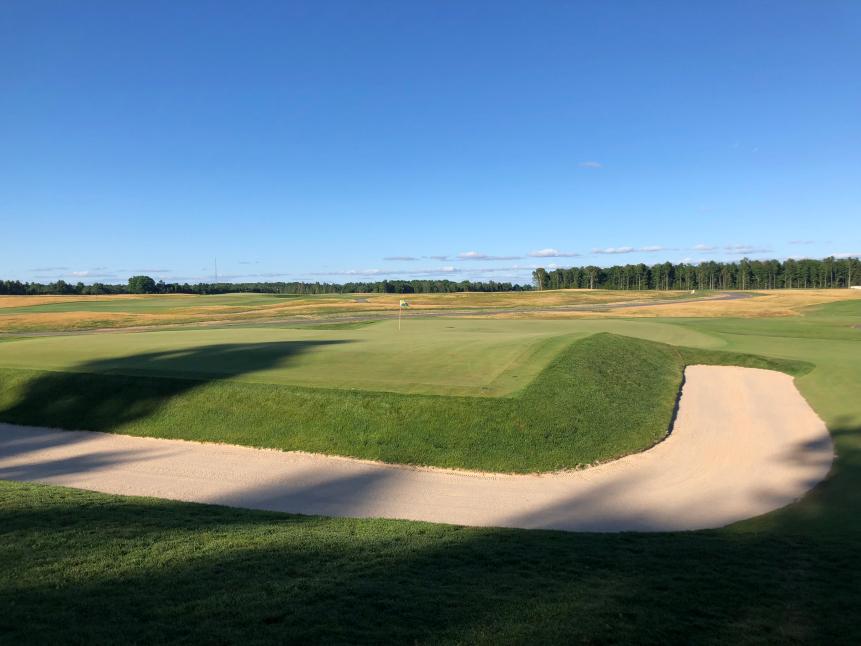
xmin=2 ymin=1 xmax=859 ymax=285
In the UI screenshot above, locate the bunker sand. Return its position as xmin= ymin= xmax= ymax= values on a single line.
xmin=0 ymin=366 xmax=833 ymax=532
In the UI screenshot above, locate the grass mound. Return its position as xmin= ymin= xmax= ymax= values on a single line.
xmin=0 ymin=334 xmax=804 ymax=472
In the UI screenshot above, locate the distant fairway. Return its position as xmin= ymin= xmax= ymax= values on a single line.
xmin=2 ymin=289 xmax=857 ymax=335
xmin=0 ymin=293 xmax=292 ymax=314
xmin=0 ymin=289 xmax=705 ymax=333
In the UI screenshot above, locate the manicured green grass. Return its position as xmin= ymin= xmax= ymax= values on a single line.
xmin=0 ymin=334 xmax=702 ymax=472
xmin=284 ymin=320 xmax=381 ymax=330
xmin=1 ymin=479 xmax=857 ymax=645
xmin=0 ymin=332 xmax=808 ymax=472
xmin=0 ymin=318 xmax=719 ymax=396
xmin=1 ymin=305 xmax=859 ymax=643
xmin=0 ymin=337 xmax=31 ymax=344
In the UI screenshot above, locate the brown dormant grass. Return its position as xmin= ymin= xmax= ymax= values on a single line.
xmin=3 ymin=289 xmax=855 ymax=332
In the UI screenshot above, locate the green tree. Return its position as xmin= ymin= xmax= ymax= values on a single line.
xmin=128 ymin=275 xmax=157 ymax=294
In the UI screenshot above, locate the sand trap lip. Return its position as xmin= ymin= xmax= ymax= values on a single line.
xmin=0 ymin=366 xmax=833 ymax=532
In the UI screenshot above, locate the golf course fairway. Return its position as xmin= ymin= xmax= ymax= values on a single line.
xmin=0 ymin=297 xmax=859 ymax=643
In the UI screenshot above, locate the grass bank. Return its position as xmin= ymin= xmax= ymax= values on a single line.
xmin=0 ymin=334 xmax=806 ymax=472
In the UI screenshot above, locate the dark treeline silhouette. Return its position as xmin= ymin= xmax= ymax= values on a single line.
xmin=0 ymin=277 xmax=530 ymax=296
xmin=532 ymin=256 xmax=859 ymax=290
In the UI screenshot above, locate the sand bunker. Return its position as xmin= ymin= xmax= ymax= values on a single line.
xmin=0 ymin=366 xmax=834 ymax=532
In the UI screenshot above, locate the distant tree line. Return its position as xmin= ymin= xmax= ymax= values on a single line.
xmin=532 ymin=257 xmax=860 ymax=291
xmin=0 ymin=276 xmax=531 ymax=296
xmin=3 ymin=257 xmax=857 ymax=296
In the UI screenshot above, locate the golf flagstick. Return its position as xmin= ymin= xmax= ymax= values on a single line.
xmin=398 ymin=298 xmax=409 ymax=330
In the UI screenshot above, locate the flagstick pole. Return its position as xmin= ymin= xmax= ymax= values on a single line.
xmin=398 ymin=303 xmax=401 ymax=331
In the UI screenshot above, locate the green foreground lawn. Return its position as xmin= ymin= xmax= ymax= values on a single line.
xmin=0 ymin=300 xmax=859 ymax=643
xmin=0 ymin=479 xmax=856 ymax=645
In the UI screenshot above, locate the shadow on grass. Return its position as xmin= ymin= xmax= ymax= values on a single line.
xmin=0 ymin=425 xmax=858 ymax=643
xmin=0 ymin=342 xmax=859 ymax=641
xmin=755 ymin=419 xmax=861 ymax=536
xmin=0 ymin=474 xmax=859 ymax=644
xmin=0 ymin=340 xmax=350 ymax=433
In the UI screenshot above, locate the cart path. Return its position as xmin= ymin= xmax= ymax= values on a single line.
xmin=0 ymin=365 xmax=833 ymax=532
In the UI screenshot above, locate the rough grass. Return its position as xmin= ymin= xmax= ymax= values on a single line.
xmin=611 ymin=289 xmax=861 ymax=319
xmin=0 ymin=289 xmax=703 ymax=332
xmin=2 ymin=289 xmax=857 ymax=335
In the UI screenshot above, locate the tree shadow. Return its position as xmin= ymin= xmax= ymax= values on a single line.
xmin=0 ymin=340 xmax=351 ymax=433
xmin=0 ymin=426 xmax=168 ymax=481
xmin=754 ymin=418 xmax=861 ymax=536
xmin=1 ymin=350 xmax=859 ymax=641
xmin=1 ymin=476 xmax=857 ymax=644
xmin=0 ymin=423 xmax=858 ymax=642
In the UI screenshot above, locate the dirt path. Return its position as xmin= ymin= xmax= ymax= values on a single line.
xmin=0 ymin=366 xmax=832 ymax=532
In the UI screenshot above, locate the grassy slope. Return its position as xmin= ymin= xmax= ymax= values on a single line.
xmin=0 ymin=332 xmax=805 ymax=473
xmin=0 ymin=333 xmax=753 ymax=472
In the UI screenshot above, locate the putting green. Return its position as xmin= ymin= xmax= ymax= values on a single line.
xmin=0 ymin=318 xmax=719 ymax=396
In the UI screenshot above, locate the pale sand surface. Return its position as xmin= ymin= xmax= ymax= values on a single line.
xmin=0 ymin=366 xmax=834 ymax=532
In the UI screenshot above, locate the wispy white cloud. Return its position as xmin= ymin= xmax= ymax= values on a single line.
xmin=592 ymin=245 xmax=668 ymax=255
xmin=464 ymin=265 xmax=536 ymax=274
xmin=834 ymin=252 xmax=861 ymax=259
xmin=724 ymin=244 xmax=771 ymax=255
xmin=592 ymin=247 xmax=635 ymax=254
xmin=383 ymin=256 xmax=418 ymax=261
xmin=528 ymin=248 xmax=580 ymax=258
xmin=456 ymin=251 xmax=522 ymax=261
xmin=789 ymin=240 xmax=814 ymax=245
xmin=693 ymin=244 xmax=717 ymax=252
xmin=310 ymin=266 xmax=461 ymax=278
xmin=69 ymin=270 xmax=119 ymax=279
xmin=32 ymin=266 xmax=69 ymax=272
xmin=132 ymin=268 xmax=171 ymax=273
xmin=426 ymin=255 xmax=449 ymax=261
xmin=238 ymin=260 xmax=261 ymax=265
xmin=578 ymin=161 xmax=603 ymax=169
